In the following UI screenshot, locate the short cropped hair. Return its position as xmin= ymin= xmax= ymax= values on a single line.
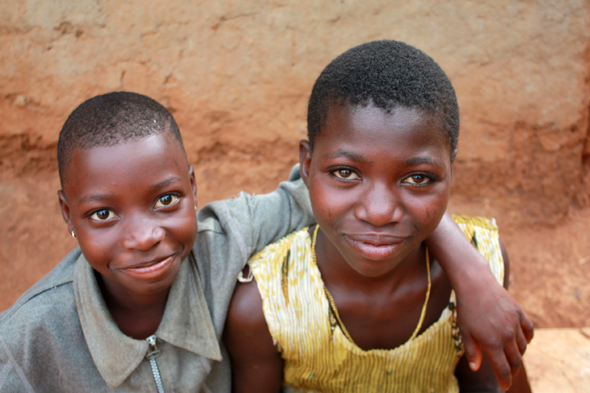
xmin=307 ymin=40 xmax=459 ymax=159
xmin=57 ymin=91 xmax=185 ymax=185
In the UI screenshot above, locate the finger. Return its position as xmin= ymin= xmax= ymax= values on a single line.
xmin=462 ymin=334 xmax=482 ymax=371
xmin=484 ymin=346 xmax=512 ymax=391
xmin=519 ymin=309 xmax=534 ymax=343
xmin=515 ymin=322 xmax=528 ymax=355
xmin=504 ymin=337 xmax=523 ymax=374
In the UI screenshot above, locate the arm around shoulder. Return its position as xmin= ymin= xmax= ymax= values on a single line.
xmin=227 ymin=165 xmax=315 ymax=255
xmin=425 ymin=214 xmax=533 ymax=390
xmin=455 ymin=239 xmax=532 ymax=393
xmin=223 ymin=275 xmax=284 ymax=393
xmin=454 ymin=238 xmax=510 ymax=393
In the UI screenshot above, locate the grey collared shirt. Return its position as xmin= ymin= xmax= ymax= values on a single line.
xmin=0 ymin=166 xmax=314 ymax=392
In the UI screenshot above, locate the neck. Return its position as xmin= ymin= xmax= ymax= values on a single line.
xmin=97 ymin=272 xmax=169 ymax=339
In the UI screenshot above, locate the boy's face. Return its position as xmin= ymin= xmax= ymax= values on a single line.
xmin=300 ymin=104 xmax=453 ymax=278
xmin=58 ymin=133 xmax=197 ymax=299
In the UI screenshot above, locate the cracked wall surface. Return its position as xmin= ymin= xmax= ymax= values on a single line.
xmin=1 ymin=0 xmax=589 ymax=224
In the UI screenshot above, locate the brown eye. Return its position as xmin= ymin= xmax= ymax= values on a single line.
xmin=90 ymin=209 xmax=116 ymax=221
xmin=333 ymin=169 xmax=360 ymax=180
xmin=155 ymin=194 xmax=179 ymax=208
xmin=405 ymin=175 xmax=431 ymax=185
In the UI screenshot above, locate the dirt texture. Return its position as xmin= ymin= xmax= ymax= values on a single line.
xmin=1 ymin=0 xmax=590 ymax=331
xmin=525 ymin=328 xmax=590 ymax=392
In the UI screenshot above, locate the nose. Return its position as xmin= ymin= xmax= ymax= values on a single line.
xmin=354 ymin=183 xmax=403 ymax=227
xmin=121 ymin=216 xmax=165 ymax=251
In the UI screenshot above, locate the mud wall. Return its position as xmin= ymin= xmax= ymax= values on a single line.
xmin=1 ymin=0 xmax=589 ymax=224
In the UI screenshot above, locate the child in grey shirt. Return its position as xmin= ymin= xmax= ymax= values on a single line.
xmin=0 ymin=92 xmax=532 ymax=392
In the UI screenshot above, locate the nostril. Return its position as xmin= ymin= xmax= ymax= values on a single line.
xmin=123 ymin=226 xmax=165 ymax=250
xmin=153 ymin=227 xmax=165 ymax=242
xmin=354 ymin=194 xmax=403 ymax=226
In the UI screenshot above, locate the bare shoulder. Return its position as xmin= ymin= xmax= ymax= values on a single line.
xmin=225 ymin=277 xmax=269 ymax=333
xmin=223 ymin=274 xmax=284 ymax=393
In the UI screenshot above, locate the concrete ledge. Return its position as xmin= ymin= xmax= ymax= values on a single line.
xmin=525 ymin=328 xmax=590 ymax=393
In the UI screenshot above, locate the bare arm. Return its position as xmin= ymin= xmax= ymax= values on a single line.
xmin=223 ymin=276 xmax=284 ymax=393
xmin=455 ymin=350 xmax=502 ymax=393
xmin=456 ymin=239 xmax=533 ymax=393
xmin=425 ymin=213 xmax=533 ymax=391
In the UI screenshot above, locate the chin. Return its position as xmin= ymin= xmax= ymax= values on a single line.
xmin=349 ymin=260 xmax=400 ymax=278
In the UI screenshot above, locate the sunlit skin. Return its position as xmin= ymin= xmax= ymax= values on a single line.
xmin=299 ymin=104 xmax=456 ymax=350
xmin=222 ymin=101 xmax=523 ymax=392
xmin=222 ymin=103 xmax=501 ymax=391
xmin=58 ymin=133 xmax=197 ymax=338
xmin=302 ymin=104 xmax=452 ymax=280
xmin=224 ymin=101 xmax=527 ymax=392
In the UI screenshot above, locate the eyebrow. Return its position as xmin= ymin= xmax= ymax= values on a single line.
xmin=404 ymin=156 xmax=445 ymax=168
xmin=77 ymin=194 xmax=114 ymax=204
xmin=150 ymin=176 xmax=183 ymax=192
xmin=323 ymin=149 xmax=373 ymax=165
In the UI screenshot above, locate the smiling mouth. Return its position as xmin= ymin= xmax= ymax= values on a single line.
xmin=120 ymin=254 xmax=178 ymax=278
xmin=344 ymin=235 xmax=406 ymax=260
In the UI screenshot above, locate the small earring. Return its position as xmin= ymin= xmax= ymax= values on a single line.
xmin=194 ymin=205 xmax=197 ymax=212
xmin=71 ymin=230 xmax=76 ymax=238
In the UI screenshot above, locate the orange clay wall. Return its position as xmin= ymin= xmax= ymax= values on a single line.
xmin=2 ymin=2 xmax=590 ymax=316
xmin=1 ymin=0 xmax=589 ymax=223
xmin=0 ymin=0 xmax=590 ymax=222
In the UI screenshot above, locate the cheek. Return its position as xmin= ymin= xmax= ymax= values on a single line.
xmin=77 ymin=232 xmax=118 ymax=271
xmin=309 ymin=181 xmax=352 ymax=224
xmin=169 ymin=210 xmax=198 ymax=247
xmin=407 ymin=193 xmax=449 ymax=232
xmin=310 ymin=193 xmax=331 ymax=221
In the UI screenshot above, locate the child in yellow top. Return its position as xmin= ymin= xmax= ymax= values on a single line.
xmin=224 ymin=40 xmax=530 ymax=392
xmin=1 ymin=92 xmax=531 ymax=390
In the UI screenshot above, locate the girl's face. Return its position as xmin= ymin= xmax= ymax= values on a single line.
xmin=58 ymin=134 xmax=198 ymax=300
xmin=300 ymin=104 xmax=453 ymax=278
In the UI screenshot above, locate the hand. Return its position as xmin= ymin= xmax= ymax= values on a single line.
xmin=456 ymin=274 xmax=534 ymax=391
xmin=425 ymin=212 xmax=534 ymax=390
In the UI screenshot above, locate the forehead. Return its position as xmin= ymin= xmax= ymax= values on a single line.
xmin=316 ymin=104 xmax=450 ymax=154
xmin=63 ymin=134 xmax=188 ymax=197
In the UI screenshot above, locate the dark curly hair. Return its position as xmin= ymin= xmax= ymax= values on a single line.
xmin=307 ymin=40 xmax=459 ymax=160
xmin=57 ymin=91 xmax=185 ymax=185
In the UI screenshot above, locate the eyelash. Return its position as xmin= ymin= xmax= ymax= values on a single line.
xmin=329 ymin=167 xmax=437 ymax=187
xmin=88 ymin=209 xmax=117 ymax=223
xmin=86 ymin=194 xmax=182 ymax=223
xmin=403 ymin=173 xmax=437 ymax=187
xmin=154 ymin=193 xmax=181 ymax=208
xmin=329 ymin=167 xmax=362 ymax=182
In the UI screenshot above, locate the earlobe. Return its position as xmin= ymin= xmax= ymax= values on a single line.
xmin=299 ymin=140 xmax=313 ymax=186
xmin=57 ymin=190 xmax=74 ymax=233
xmin=188 ymin=164 xmax=197 ymax=200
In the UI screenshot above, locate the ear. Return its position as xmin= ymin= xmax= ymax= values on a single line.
xmin=58 ymin=190 xmax=74 ymax=233
xmin=450 ymin=149 xmax=457 ymax=179
xmin=299 ymin=140 xmax=312 ymax=187
xmin=188 ymin=164 xmax=197 ymax=205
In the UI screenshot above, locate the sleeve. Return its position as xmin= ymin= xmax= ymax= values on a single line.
xmin=0 ymin=336 xmax=36 ymax=392
xmin=451 ymin=214 xmax=505 ymax=285
xmin=243 ymin=165 xmax=315 ymax=253
xmin=201 ymin=164 xmax=315 ymax=259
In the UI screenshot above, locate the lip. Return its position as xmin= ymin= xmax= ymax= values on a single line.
xmin=118 ymin=253 xmax=178 ymax=279
xmin=344 ymin=234 xmax=406 ymax=260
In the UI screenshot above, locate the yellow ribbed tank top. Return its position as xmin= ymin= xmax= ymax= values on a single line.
xmin=248 ymin=215 xmax=504 ymax=393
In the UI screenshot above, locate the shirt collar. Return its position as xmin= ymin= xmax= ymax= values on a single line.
xmin=73 ymin=252 xmax=222 ymax=389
